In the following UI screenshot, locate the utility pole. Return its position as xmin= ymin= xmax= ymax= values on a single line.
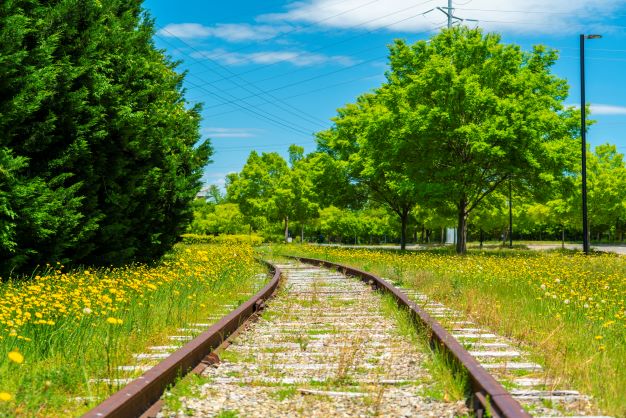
xmin=509 ymin=177 xmax=513 ymax=249
xmin=433 ymin=1 xmax=476 ymax=28
xmin=580 ymin=34 xmax=602 ymax=255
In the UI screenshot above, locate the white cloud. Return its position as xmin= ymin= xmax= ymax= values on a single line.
xmin=158 ymin=23 xmax=292 ymax=42
xmin=259 ymin=0 xmax=622 ymax=35
xmin=590 ymin=104 xmax=626 ymax=115
xmin=158 ymin=23 xmax=213 ymax=39
xmin=203 ymin=127 xmax=261 ymax=138
xmin=569 ymin=103 xmax=626 ymax=115
xmin=191 ymin=48 xmax=356 ymax=67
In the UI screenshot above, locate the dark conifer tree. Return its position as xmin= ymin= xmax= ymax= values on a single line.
xmin=0 ymin=0 xmax=211 ymax=275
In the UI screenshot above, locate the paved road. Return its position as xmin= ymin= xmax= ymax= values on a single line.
xmin=526 ymin=243 xmax=626 ymax=255
xmin=315 ymin=243 xmax=626 ymax=255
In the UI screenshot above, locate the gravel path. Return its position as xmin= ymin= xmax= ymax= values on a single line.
xmin=389 ymin=284 xmax=611 ymax=418
xmin=159 ymin=262 xmax=467 ymax=417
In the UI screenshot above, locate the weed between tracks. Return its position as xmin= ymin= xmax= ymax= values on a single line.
xmin=0 ymin=243 xmax=265 ymax=417
xmin=378 ymin=293 xmax=470 ymax=403
xmin=269 ymin=244 xmax=626 ymax=416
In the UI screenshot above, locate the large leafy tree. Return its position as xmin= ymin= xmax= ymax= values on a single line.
xmin=0 ymin=0 xmax=210 ymax=274
xmin=386 ymin=27 xmax=578 ymax=253
xmin=227 ymin=148 xmax=321 ymax=242
xmin=317 ymin=93 xmax=423 ymax=250
xmin=227 ymin=151 xmax=292 ymax=240
xmin=287 ymin=146 xmax=322 ymax=242
xmin=582 ymin=144 xmax=626 ymax=240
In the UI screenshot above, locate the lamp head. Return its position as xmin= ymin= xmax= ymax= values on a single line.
xmin=585 ymin=34 xmax=602 ymax=39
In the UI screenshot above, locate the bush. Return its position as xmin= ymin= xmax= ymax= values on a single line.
xmin=180 ymin=234 xmax=263 ymax=246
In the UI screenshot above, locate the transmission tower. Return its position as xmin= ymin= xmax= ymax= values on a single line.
xmin=432 ymin=1 xmax=477 ymax=28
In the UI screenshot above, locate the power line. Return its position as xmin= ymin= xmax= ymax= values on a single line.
xmin=156 ymin=30 xmax=330 ymax=129
xmin=191 ymin=24 xmax=446 ymax=112
xmin=200 ymin=73 xmax=382 ymax=119
xmin=182 ymin=0 xmax=438 ymax=83
xmin=206 ymin=0 xmax=386 ymax=60
xmin=183 ymin=77 xmax=316 ymax=138
xmin=455 ymin=6 xmax=626 ymax=18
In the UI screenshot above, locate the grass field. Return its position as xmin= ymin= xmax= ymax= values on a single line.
xmin=0 ymin=243 xmax=265 ymax=417
xmin=267 ymin=244 xmax=626 ymax=416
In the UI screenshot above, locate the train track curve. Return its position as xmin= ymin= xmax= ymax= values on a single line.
xmin=82 ymin=256 xmax=588 ymax=418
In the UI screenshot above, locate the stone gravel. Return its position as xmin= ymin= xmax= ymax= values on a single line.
xmin=159 ymin=262 xmax=468 ymax=418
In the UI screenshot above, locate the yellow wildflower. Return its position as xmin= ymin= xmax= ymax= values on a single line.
xmin=8 ymin=350 xmax=24 ymax=364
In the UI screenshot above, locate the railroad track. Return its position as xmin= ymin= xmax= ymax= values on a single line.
xmin=84 ymin=258 xmax=608 ymax=418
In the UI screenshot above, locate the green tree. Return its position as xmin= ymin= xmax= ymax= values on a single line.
xmin=385 ymin=27 xmax=578 ymax=253
xmin=189 ymin=201 xmax=248 ymax=235
xmin=289 ymin=149 xmax=321 ymax=242
xmin=584 ymin=144 xmax=626 ymax=240
xmin=227 ymin=151 xmax=292 ymax=240
xmin=0 ymin=0 xmax=210 ymax=273
xmin=317 ymin=92 xmax=422 ymax=250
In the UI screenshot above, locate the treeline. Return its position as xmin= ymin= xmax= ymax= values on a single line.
xmin=193 ymin=28 xmax=626 ymax=251
xmin=0 ymin=0 xmax=210 ymax=276
xmin=192 ymin=143 xmax=626 ymax=246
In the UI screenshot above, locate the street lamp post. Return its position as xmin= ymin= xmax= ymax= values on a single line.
xmin=580 ymin=34 xmax=601 ymax=255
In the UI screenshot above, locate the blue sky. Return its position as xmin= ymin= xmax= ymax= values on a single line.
xmin=143 ymin=0 xmax=626 ymax=189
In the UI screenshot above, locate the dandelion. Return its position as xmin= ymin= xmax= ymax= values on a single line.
xmin=0 ymin=392 xmax=11 ymax=401
xmin=8 ymin=350 xmax=24 ymax=364
xmin=83 ymin=307 xmax=92 ymax=315
xmin=595 ymin=335 xmax=603 ymax=340
xmin=106 ymin=317 xmax=123 ymax=325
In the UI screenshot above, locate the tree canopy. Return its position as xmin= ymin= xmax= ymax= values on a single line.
xmin=319 ymin=27 xmax=579 ymax=253
xmin=0 ymin=0 xmax=210 ymax=275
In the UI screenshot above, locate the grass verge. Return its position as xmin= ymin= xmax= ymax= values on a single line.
xmin=268 ymin=244 xmax=626 ymax=416
xmin=0 ymin=243 xmax=266 ymax=417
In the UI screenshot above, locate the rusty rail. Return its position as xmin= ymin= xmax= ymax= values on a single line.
xmin=83 ymin=261 xmax=281 ymax=418
xmin=290 ymin=256 xmax=531 ymax=418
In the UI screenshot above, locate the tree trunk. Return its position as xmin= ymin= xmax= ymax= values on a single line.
xmin=400 ymin=212 xmax=408 ymax=251
xmin=284 ymin=216 xmax=289 ymax=243
xmin=562 ymin=227 xmax=565 ymax=249
xmin=441 ymin=227 xmax=445 ymax=244
xmin=480 ymin=229 xmax=484 ymax=250
xmin=456 ymin=198 xmax=468 ymax=254
xmin=301 ymin=223 xmax=304 ymax=244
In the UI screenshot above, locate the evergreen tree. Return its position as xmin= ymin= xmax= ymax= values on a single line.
xmin=0 ymin=0 xmax=210 ymax=275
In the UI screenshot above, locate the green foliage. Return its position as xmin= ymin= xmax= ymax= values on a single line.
xmin=180 ymin=234 xmax=263 ymax=246
xmin=0 ymin=0 xmax=210 ymax=274
xmin=227 ymin=150 xmax=319 ymax=242
xmin=317 ymin=91 xmax=421 ymax=249
xmin=585 ymin=144 xmax=626 ymax=236
xmin=189 ymin=201 xmax=249 ymax=235
xmin=381 ymin=27 xmax=579 ymax=253
xmin=317 ymin=205 xmax=394 ymax=244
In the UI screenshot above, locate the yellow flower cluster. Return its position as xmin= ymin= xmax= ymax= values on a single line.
xmin=304 ymin=246 xmax=626 ymax=329
xmin=0 ymin=243 xmax=256 ymax=342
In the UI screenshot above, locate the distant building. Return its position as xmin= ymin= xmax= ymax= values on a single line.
xmin=445 ymin=227 xmax=457 ymax=244
xmin=196 ymin=187 xmax=211 ymax=199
